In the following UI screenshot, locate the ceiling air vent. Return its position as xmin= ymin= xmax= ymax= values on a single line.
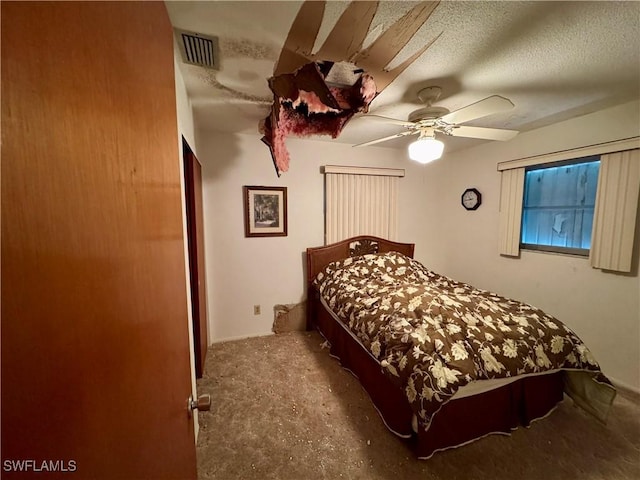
xmin=175 ymin=29 xmax=219 ymax=70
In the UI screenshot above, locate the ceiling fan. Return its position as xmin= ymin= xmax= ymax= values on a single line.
xmin=354 ymin=86 xmax=519 ymax=163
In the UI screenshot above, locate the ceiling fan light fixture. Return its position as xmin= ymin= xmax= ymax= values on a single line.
xmin=408 ymin=136 xmax=444 ymax=164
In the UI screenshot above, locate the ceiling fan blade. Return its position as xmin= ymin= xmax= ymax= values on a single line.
xmin=440 ymin=95 xmax=514 ymax=125
xmin=353 ymin=130 xmax=417 ymax=147
xmin=359 ymin=114 xmax=415 ymax=127
xmin=449 ymin=125 xmax=519 ymax=141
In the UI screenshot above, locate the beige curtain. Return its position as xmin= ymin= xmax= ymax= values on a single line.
xmin=590 ymin=149 xmax=640 ymax=272
xmin=498 ymin=167 xmax=525 ymax=257
xmin=324 ymin=166 xmax=403 ymax=245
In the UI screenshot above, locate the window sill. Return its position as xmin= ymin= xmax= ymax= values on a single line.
xmin=520 ymin=244 xmax=589 ymax=258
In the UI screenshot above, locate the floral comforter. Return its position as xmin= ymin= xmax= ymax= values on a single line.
xmin=314 ymin=251 xmax=611 ymax=431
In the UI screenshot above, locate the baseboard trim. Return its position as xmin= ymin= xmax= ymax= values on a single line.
xmin=210 ymin=331 xmax=275 ymax=345
xmin=608 ymin=376 xmax=640 ymax=399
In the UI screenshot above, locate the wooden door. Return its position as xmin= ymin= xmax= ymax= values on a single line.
xmin=1 ymin=2 xmax=197 ymax=479
xmin=183 ymin=139 xmax=209 ymax=378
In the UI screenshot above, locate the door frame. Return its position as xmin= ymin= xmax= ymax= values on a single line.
xmin=182 ymin=137 xmax=209 ymax=378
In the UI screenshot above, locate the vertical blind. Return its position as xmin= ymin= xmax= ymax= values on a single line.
xmin=324 ymin=166 xmax=404 ymax=245
xmin=590 ymin=149 xmax=640 ymax=272
xmin=498 ymin=167 xmax=525 ymax=257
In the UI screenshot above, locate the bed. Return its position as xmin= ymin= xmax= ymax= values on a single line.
xmin=306 ymin=235 xmax=616 ymax=459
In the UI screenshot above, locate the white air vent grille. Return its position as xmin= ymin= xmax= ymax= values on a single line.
xmin=175 ymin=29 xmax=219 ymax=70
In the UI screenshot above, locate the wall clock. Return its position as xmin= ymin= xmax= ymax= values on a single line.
xmin=461 ymin=188 xmax=482 ymax=211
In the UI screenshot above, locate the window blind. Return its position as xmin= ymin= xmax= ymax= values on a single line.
xmin=498 ymin=167 xmax=525 ymax=256
xmin=324 ymin=167 xmax=402 ymax=245
xmin=590 ymin=149 xmax=640 ymax=272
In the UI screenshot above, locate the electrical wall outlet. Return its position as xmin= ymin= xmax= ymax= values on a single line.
xmin=253 ymin=305 xmax=261 ymax=315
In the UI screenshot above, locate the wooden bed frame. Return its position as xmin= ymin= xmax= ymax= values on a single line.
xmin=306 ymin=235 xmax=564 ymax=459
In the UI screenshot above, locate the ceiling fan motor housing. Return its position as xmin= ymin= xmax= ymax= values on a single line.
xmin=408 ymin=106 xmax=450 ymax=123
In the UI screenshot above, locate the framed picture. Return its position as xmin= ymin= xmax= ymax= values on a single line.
xmin=243 ymin=186 xmax=288 ymax=237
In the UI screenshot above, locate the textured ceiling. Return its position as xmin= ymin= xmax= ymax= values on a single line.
xmin=166 ymin=1 xmax=640 ymax=153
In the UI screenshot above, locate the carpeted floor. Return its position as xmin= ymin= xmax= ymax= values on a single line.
xmin=196 ymin=331 xmax=640 ymax=480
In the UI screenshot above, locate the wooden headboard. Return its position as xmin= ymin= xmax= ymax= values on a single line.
xmin=306 ymin=235 xmax=415 ymax=287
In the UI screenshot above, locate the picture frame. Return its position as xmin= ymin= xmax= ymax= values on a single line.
xmin=243 ymin=186 xmax=288 ymax=237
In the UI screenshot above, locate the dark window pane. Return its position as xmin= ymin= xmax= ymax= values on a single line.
xmin=521 ymin=157 xmax=600 ymax=253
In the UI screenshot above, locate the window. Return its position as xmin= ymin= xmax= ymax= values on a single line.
xmin=520 ymin=157 xmax=600 ymax=256
xmin=497 ymin=139 xmax=640 ymax=272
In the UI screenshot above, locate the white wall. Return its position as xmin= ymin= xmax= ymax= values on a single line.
xmin=419 ymin=100 xmax=640 ymax=391
xmin=197 ymin=133 xmax=433 ymax=342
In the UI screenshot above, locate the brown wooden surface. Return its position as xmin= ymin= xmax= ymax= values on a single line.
xmin=1 ymin=2 xmax=197 ymax=478
xmin=183 ymin=140 xmax=209 ymax=378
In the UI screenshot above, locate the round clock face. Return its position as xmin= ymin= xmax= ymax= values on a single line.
xmin=462 ymin=188 xmax=482 ymax=210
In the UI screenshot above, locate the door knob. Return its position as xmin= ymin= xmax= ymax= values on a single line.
xmin=187 ymin=394 xmax=211 ymax=417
